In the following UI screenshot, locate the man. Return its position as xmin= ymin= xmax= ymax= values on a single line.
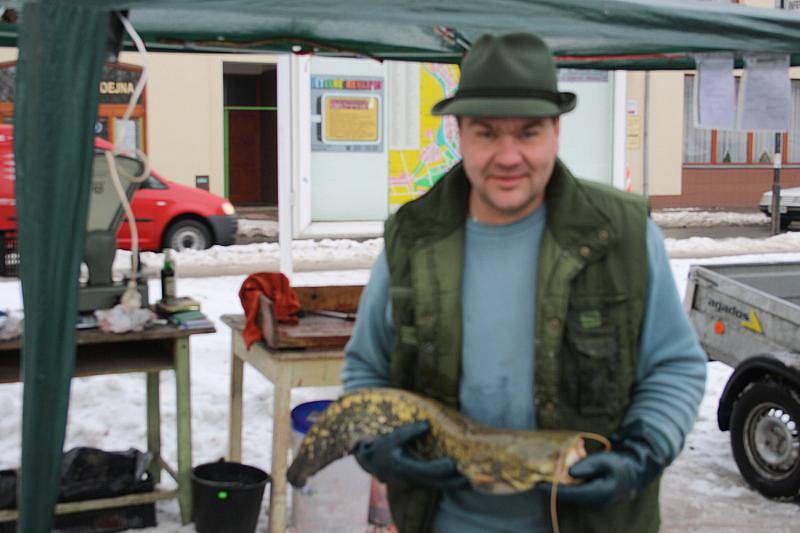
xmin=342 ymin=32 xmax=706 ymax=533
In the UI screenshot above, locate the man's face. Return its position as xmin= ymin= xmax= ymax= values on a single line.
xmin=458 ymin=116 xmax=560 ymax=225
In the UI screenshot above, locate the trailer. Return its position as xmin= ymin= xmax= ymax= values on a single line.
xmin=685 ymin=262 xmax=800 ymax=499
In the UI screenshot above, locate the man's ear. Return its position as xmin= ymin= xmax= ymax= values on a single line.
xmin=552 ymin=116 xmax=561 ymax=136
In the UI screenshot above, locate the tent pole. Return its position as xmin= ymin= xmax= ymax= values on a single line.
xmin=277 ymin=54 xmax=293 ymax=278
xmin=770 ymin=132 xmax=782 ymax=235
xmin=643 ymin=71 xmax=650 ymax=197
xmin=612 ymin=70 xmax=628 ymax=190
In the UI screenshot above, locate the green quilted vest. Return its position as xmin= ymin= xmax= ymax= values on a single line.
xmin=383 ymin=160 xmax=658 ymax=533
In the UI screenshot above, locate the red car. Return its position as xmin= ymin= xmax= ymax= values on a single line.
xmin=0 ymin=125 xmax=238 ymax=253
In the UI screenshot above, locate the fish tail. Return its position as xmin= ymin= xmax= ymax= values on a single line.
xmin=286 ymin=389 xmax=412 ymax=487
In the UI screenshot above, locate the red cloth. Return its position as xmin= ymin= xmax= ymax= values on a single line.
xmin=239 ymin=272 xmax=300 ymax=349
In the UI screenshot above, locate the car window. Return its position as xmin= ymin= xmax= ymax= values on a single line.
xmin=141 ymin=175 xmax=167 ymax=190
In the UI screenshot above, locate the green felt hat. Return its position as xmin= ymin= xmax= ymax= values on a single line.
xmin=432 ymin=32 xmax=576 ymax=117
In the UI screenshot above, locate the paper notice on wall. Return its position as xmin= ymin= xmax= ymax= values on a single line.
xmin=693 ymin=53 xmax=735 ymax=130
xmin=114 ymin=118 xmax=138 ymax=153
xmin=626 ymin=115 xmax=641 ymax=149
xmin=387 ymin=62 xmax=421 ymax=151
xmin=322 ymin=95 xmax=381 ymax=143
xmin=737 ymin=53 xmax=791 ymax=132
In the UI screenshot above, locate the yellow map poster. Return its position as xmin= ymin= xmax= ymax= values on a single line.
xmin=389 ymin=64 xmax=461 ymax=208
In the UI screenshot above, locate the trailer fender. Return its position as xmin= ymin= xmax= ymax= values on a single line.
xmin=717 ymin=355 xmax=800 ymax=431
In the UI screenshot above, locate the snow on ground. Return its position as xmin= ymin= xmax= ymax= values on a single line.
xmin=236 ymin=219 xmax=279 ymax=240
xmin=2 ymin=245 xmax=800 ymax=531
xmin=95 ymin=209 xmax=790 ymax=282
xmin=233 ymin=209 xmax=770 ymax=237
xmin=661 ymin=251 xmax=800 ymax=532
xmin=652 ymin=209 xmax=769 ymax=228
xmin=100 ymin=227 xmax=800 ymax=283
xmin=666 ymin=232 xmax=800 ymax=258
xmin=233 ymin=209 xmax=769 ymax=237
xmin=0 ymin=271 xmax=368 ymax=531
xmin=114 ymin=239 xmax=384 ymax=280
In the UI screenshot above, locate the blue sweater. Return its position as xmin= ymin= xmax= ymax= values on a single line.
xmin=341 ymin=206 xmax=707 ymax=532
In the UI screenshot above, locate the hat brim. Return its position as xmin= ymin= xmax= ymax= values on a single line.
xmin=431 ymin=92 xmax=576 ymax=117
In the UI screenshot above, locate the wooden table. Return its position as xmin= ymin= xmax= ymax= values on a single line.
xmin=0 ymin=322 xmax=214 ymax=526
xmin=221 ymin=314 xmax=347 ymax=533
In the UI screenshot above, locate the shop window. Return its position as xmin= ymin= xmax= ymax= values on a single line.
xmin=682 ymin=75 xmax=712 ymax=163
xmin=683 ymin=74 xmax=799 ymax=165
xmin=717 ymin=130 xmax=748 ymax=164
xmin=752 ymin=131 xmax=776 ymax=164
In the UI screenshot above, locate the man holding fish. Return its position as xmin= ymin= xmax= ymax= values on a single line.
xmin=342 ymin=32 xmax=707 ymax=533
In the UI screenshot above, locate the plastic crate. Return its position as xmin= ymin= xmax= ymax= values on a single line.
xmin=0 ymin=231 xmax=18 ymax=278
xmin=0 ymin=447 xmax=157 ymax=533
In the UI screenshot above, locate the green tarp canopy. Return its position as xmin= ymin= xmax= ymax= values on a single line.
xmin=7 ymin=0 xmax=800 ymax=530
xmin=7 ymin=0 xmax=800 ymax=68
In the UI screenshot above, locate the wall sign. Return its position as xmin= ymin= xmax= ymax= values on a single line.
xmin=0 ymin=63 xmax=143 ymax=105
xmin=322 ymin=95 xmax=380 ymax=144
xmin=310 ymin=75 xmax=384 ymax=152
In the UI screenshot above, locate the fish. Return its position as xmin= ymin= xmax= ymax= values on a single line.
xmin=286 ymin=387 xmax=600 ymax=494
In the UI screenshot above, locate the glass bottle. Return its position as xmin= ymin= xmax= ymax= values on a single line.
xmin=161 ymin=249 xmax=176 ymax=301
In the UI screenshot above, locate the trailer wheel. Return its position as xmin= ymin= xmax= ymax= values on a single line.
xmin=730 ymin=380 xmax=800 ymax=499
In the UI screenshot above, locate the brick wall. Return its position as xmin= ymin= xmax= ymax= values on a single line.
xmin=649 ymin=167 xmax=800 ymax=210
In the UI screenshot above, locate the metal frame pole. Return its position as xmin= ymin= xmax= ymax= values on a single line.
xmin=770 ymin=132 xmax=783 ymax=235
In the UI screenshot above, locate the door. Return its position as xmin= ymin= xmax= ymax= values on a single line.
xmin=223 ymin=65 xmax=278 ymax=207
xmin=227 ymin=109 xmax=263 ymax=204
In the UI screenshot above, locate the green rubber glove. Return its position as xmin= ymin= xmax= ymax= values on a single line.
xmin=536 ymin=421 xmax=669 ymax=507
xmin=353 ymin=421 xmax=469 ymax=491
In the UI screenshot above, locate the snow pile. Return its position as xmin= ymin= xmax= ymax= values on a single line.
xmin=106 ymin=231 xmax=800 ymax=281
xmin=239 ymin=210 xmax=774 ymax=234
xmin=665 ymin=231 xmax=800 ymax=258
xmin=115 ymin=238 xmax=385 ymax=279
xmin=236 ymin=219 xmax=279 ymax=239
xmin=653 ymin=210 xmax=769 ymax=228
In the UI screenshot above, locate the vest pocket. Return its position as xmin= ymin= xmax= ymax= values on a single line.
xmin=390 ymin=286 xmax=418 ymax=347
xmin=563 ymin=312 xmax=620 ymax=416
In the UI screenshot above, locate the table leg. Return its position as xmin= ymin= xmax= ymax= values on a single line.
xmin=174 ymin=337 xmax=193 ymax=525
xmin=146 ymin=371 xmax=161 ymax=484
xmin=268 ymin=374 xmax=291 ymax=533
xmin=228 ymin=336 xmax=244 ymax=462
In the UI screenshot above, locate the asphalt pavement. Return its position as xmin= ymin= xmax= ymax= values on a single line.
xmin=661 ymin=224 xmax=777 ymax=240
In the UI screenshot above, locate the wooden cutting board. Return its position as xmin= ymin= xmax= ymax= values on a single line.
xmin=258 ymin=285 xmax=363 ymax=349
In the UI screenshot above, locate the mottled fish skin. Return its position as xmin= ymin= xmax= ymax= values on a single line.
xmin=287 ymin=387 xmax=586 ymax=494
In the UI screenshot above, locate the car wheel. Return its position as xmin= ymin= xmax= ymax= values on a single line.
xmin=729 ymin=379 xmax=800 ymax=499
xmin=163 ymin=219 xmax=212 ymax=251
xmin=780 ymin=215 xmax=793 ymax=231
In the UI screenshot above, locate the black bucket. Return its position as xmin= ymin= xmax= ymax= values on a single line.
xmin=191 ymin=460 xmax=270 ymax=533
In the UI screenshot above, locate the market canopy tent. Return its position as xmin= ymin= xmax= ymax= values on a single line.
xmin=7 ymin=0 xmax=800 ymax=67
xmin=8 ymin=0 xmax=800 ymax=530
